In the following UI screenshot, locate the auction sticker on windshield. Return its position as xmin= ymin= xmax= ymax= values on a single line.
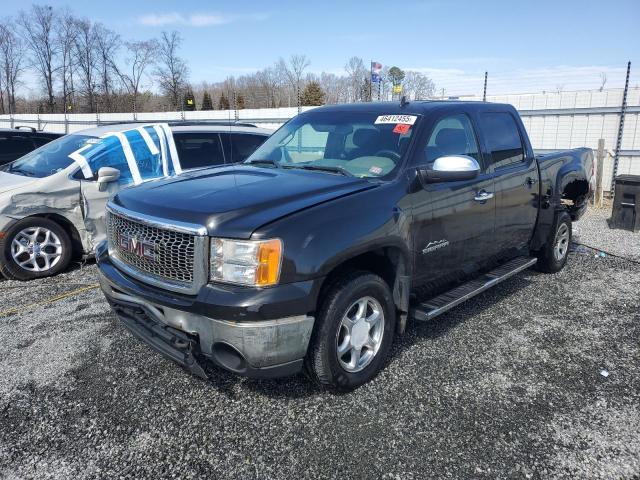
xmin=375 ymin=114 xmax=417 ymax=125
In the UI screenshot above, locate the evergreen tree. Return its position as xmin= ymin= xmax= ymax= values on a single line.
xmin=183 ymin=87 xmax=196 ymax=111
xmin=236 ymin=94 xmax=246 ymax=110
xmin=201 ymin=91 xmax=213 ymax=110
xmin=301 ymin=81 xmax=325 ymax=106
xmin=218 ymin=92 xmax=230 ymax=110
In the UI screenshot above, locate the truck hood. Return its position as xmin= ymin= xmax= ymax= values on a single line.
xmin=113 ymin=165 xmax=377 ymax=238
xmin=0 ymin=172 xmax=38 ymax=195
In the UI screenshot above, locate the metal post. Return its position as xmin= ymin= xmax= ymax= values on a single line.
xmin=595 ymin=139 xmax=605 ymax=208
xmin=611 ymin=61 xmax=631 ymax=193
xmin=483 ymin=71 xmax=488 ymax=102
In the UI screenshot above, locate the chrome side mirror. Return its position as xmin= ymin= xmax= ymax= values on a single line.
xmin=418 ymin=155 xmax=481 ymax=183
xmin=97 ymin=167 xmax=120 ymax=191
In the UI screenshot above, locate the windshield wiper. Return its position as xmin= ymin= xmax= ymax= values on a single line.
xmin=245 ymin=159 xmax=281 ymax=168
xmin=6 ymin=166 xmax=34 ymax=177
xmin=283 ymin=164 xmax=354 ymax=177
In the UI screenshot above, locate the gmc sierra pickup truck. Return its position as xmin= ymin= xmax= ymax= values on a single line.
xmin=97 ymin=101 xmax=593 ymax=390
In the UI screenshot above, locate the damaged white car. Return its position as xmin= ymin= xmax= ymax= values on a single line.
xmin=0 ymin=122 xmax=270 ymax=280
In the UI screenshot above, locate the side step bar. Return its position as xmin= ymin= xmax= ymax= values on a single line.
xmin=410 ymin=256 xmax=537 ymax=322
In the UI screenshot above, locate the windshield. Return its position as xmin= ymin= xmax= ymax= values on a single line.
xmin=2 ymin=134 xmax=96 ymax=178
xmin=245 ymin=111 xmax=419 ymax=179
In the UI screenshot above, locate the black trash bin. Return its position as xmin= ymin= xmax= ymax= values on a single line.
xmin=609 ymin=175 xmax=640 ymax=232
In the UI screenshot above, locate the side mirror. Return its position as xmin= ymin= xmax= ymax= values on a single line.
xmin=97 ymin=167 xmax=120 ymax=191
xmin=418 ymin=155 xmax=480 ymax=183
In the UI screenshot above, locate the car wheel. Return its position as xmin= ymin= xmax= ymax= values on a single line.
xmin=535 ymin=210 xmax=572 ymax=273
xmin=305 ymin=271 xmax=396 ymax=391
xmin=0 ymin=217 xmax=73 ymax=281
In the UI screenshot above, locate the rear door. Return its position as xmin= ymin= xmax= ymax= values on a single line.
xmin=411 ymin=112 xmax=497 ymax=286
xmin=479 ymin=111 xmax=538 ymax=257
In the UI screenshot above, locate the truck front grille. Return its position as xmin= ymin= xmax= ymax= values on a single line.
xmin=107 ymin=211 xmax=196 ymax=284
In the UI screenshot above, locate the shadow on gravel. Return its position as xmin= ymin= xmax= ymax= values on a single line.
xmin=390 ymin=273 xmax=535 ymax=359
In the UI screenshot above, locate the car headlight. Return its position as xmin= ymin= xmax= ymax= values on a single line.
xmin=210 ymin=238 xmax=282 ymax=287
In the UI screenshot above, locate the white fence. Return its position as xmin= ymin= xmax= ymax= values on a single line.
xmin=1 ymin=88 xmax=639 ymax=191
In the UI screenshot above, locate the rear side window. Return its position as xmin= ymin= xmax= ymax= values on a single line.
xmin=224 ymin=133 xmax=267 ymax=163
xmin=0 ymin=136 xmax=34 ymax=156
xmin=32 ymin=137 xmax=55 ymax=147
xmin=425 ymin=114 xmax=481 ymax=164
xmin=481 ymin=112 xmax=524 ymax=168
xmin=173 ymin=133 xmax=225 ymax=169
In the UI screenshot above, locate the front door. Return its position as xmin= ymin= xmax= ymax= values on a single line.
xmin=411 ymin=113 xmax=497 ymax=288
xmin=79 ymin=177 xmax=120 ymax=249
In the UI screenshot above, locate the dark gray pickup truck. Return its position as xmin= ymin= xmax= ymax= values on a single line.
xmin=97 ymin=101 xmax=593 ymax=390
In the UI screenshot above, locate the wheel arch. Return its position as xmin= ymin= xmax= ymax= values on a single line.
xmin=315 ymin=245 xmax=411 ymax=333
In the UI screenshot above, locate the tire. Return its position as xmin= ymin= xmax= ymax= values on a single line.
xmin=0 ymin=217 xmax=73 ymax=281
xmin=305 ymin=271 xmax=396 ymax=391
xmin=535 ymin=210 xmax=572 ymax=273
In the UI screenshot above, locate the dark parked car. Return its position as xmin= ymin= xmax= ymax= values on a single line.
xmin=0 ymin=127 xmax=61 ymax=165
xmin=97 ymin=101 xmax=593 ymax=390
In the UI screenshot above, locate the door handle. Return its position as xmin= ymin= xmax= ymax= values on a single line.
xmin=474 ymin=190 xmax=494 ymax=202
xmin=525 ymin=177 xmax=538 ymax=186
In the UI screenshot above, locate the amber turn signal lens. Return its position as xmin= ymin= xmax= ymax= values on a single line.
xmin=255 ymin=239 xmax=282 ymax=286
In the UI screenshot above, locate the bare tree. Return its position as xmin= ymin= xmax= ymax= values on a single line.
xmin=278 ymin=54 xmax=310 ymax=107
xmin=114 ymin=40 xmax=157 ymax=113
xmin=0 ymin=22 xmax=24 ymax=115
xmin=599 ymin=72 xmax=607 ymax=92
xmin=73 ymin=18 xmax=98 ymax=112
xmin=93 ymin=23 xmax=120 ymax=112
xmin=403 ymin=71 xmax=436 ymax=100
xmin=18 ymin=5 xmax=59 ymax=112
xmin=344 ymin=56 xmax=368 ymax=102
xmin=154 ymin=31 xmax=189 ymax=110
xmin=57 ymin=11 xmax=78 ymax=112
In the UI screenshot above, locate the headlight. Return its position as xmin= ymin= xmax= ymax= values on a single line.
xmin=210 ymin=238 xmax=282 ymax=287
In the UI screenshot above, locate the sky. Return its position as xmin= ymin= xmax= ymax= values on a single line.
xmin=4 ymin=0 xmax=640 ymax=96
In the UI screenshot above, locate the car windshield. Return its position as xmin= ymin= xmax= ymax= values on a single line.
xmin=2 ymin=134 xmax=96 ymax=178
xmin=245 ymin=111 xmax=419 ymax=179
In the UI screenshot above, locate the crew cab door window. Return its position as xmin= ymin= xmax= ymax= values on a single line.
xmin=173 ymin=133 xmax=225 ymax=169
xmin=425 ymin=114 xmax=481 ymax=164
xmin=221 ymin=133 xmax=267 ymax=163
xmin=481 ymin=112 xmax=524 ymax=168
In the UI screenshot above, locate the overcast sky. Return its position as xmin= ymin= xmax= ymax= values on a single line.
xmin=4 ymin=0 xmax=639 ymax=96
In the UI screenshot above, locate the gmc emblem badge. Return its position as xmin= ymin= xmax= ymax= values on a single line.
xmin=117 ymin=234 xmax=155 ymax=261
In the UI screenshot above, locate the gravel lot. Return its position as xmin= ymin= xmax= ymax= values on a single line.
xmin=0 ymin=220 xmax=638 ymax=479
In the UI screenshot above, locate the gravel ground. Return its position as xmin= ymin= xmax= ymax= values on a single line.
xmin=0 ymin=239 xmax=639 ymax=478
xmin=573 ymin=203 xmax=640 ymax=263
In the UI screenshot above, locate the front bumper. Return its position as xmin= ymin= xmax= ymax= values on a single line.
xmin=97 ymin=244 xmax=316 ymax=379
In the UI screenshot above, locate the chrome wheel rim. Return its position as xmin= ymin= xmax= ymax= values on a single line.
xmin=553 ymin=223 xmax=569 ymax=261
xmin=336 ymin=296 xmax=385 ymax=373
xmin=11 ymin=227 xmax=63 ymax=272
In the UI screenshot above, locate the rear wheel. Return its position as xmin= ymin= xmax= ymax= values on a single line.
xmin=535 ymin=210 xmax=572 ymax=273
xmin=305 ymin=271 xmax=396 ymax=391
xmin=0 ymin=217 xmax=72 ymax=280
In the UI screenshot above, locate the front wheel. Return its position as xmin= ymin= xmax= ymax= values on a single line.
xmin=535 ymin=210 xmax=572 ymax=273
xmin=305 ymin=271 xmax=396 ymax=391
xmin=0 ymin=217 xmax=73 ymax=280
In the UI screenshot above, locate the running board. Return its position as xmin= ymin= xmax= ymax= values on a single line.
xmin=410 ymin=256 xmax=537 ymax=322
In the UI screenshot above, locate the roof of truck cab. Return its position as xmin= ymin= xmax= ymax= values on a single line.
xmin=310 ymin=100 xmax=514 ymax=115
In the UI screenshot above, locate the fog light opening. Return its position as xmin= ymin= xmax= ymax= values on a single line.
xmin=211 ymin=342 xmax=247 ymax=373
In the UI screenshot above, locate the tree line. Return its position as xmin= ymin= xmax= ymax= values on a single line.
xmin=0 ymin=4 xmax=436 ymax=115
